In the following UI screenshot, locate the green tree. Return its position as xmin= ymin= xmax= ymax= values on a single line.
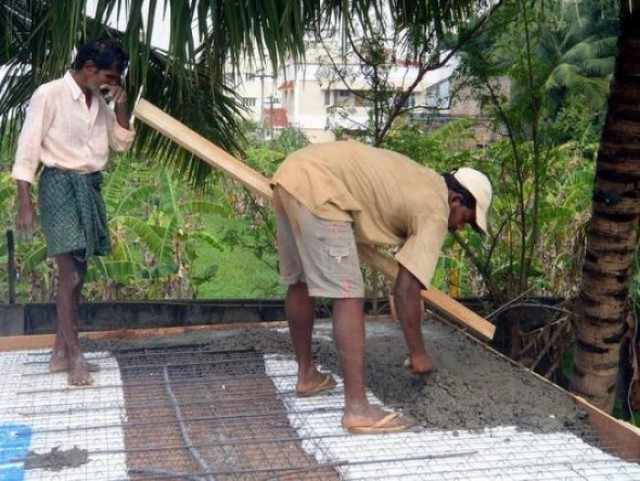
xmin=571 ymin=1 xmax=640 ymax=412
xmin=91 ymin=156 xmax=229 ymax=299
xmin=451 ymin=0 xmax=613 ymax=303
xmin=314 ymin=4 xmax=504 ymax=146
xmin=0 ymin=0 xmax=481 ymax=183
xmin=542 ymin=0 xmax=618 ymax=122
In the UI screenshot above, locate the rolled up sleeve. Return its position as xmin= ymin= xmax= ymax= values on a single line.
xmin=12 ymin=89 xmax=52 ymax=184
xmin=107 ymin=110 xmax=135 ymax=152
xmin=394 ymin=214 xmax=448 ymax=289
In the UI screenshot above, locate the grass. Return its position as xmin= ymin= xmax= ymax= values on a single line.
xmin=191 ymin=215 xmax=285 ymax=299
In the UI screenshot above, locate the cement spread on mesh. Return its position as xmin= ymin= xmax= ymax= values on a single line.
xmin=0 ymin=350 xmax=126 ymax=480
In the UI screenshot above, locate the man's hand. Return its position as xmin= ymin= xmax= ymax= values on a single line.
xmin=99 ymin=84 xmax=127 ymax=107
xmin=100 ymin=83 xmax=130 ymax=129
xmin=404 ymin=352 xmax=436 ymax=375
xmin=394 ymin=264 xmax=437 ymax=374
xmin=15 ymin=180 xmax=35 ymax=240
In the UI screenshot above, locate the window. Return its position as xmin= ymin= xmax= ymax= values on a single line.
xmin=324 ymin=90 xmax=332 ymax=106
xmin=426 ymin=80 xmax=451 ymax=109
xmin=243 ymin=97 xmax=257 ymax=107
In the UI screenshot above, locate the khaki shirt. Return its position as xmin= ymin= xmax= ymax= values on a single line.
xmin=12 ymin=71 xmax=135 ymax=184
xmin=272 ymin=139 xmax=449 ymax=288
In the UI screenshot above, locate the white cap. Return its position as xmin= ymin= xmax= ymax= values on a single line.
xmin=452 ymin=167 xmax=492 ymax=235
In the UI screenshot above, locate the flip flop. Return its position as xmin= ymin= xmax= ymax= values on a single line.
xmin=342 ymin=412 xmax=415 ymax=434
xmin=295 ymin=374 xmax=337 ymax=397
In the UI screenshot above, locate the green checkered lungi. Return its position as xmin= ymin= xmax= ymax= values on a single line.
xmin=38 ymin=167 xmax=111 ymax=261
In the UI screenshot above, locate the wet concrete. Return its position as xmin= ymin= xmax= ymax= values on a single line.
xmin=83 ymin=315 xmax=594 ymax=438
xmin=24 ymin=446 xmax=89 ymax=471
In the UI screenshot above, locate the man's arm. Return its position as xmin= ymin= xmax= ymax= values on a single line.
xmin=393 ymin=263 xmax=435 ymax=374
xmin=101 ymin=84 xmax=135 ymax=155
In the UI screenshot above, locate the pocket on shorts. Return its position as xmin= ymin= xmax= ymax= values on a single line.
xmin=329 ymin=245 xmax=352 ymax=262
xmin=321 ymin=222 xmax=358 ymax=280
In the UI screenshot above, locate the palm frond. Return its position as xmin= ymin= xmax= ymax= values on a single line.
xmin=581 ymin=58 xmax=615 ymax=78
xmin=1 ymin=0 xmax=501 ymax=185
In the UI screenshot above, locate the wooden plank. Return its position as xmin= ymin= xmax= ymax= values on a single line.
xmin=466 ymin=326 xmax=640 ymax=463
xmin=133 ymin=98 xmax=495 ymax=340
xmin=358 ymin=243 xmax=495 ymax=340
xmin=0 ymin=321 xmax=289 ymax=351
xmin=134 ymin=99 xmax=274 ymax=200
xmin=572 ymin=395 xmax=640 ymax=462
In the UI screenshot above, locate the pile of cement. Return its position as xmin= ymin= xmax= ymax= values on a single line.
xmin=84 ymin=315 xmax=593 ymax=437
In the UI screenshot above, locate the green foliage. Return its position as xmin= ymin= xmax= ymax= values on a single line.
xmin=268 ymin=127 xmax=310 ymax=155
xmin=459 ymin=0 xmax=617 ymax=145
xmin=0 ymin=0 xmax=480 ymax=186
xmin=417 ymin=0 xmax=612 ymax=305
xmin=383 ymin=119 xmax=476 ymax=169
xmin=223 ymin=125 xmax=310 ymax=267
xmin=480 ymin=139 xmax=594 ymax=300
xmin=380 ymin=118 xmax=595 ymax=302
xmin=193 ymin=215 xmax=284 ymax=299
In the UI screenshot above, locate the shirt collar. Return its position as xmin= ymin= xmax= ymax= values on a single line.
xmin=64 ymin=71 xmax=85 ymax=101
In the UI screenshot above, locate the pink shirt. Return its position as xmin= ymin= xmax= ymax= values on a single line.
xmin=12 ymin=71 xmax=135 ymax=184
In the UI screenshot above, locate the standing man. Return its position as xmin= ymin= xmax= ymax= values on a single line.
xmin=12 ymin=39 xmax=135 ymax=386
xmin=271 ymin=139 xmax=492 ymax=433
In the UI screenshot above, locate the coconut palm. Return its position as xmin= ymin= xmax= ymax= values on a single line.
xmin=539 ymin=0 xmax=618 ymax=124
xmin=0 ymin=0 xmax=479 ymax=183
xmin=571 ymin=0 xmax=640 ymax=412
xmin=4 ymin=0 xmax=640 ymax=414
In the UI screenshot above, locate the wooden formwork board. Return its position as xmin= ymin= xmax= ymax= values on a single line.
xmin=0 ymin=321 xmax=288 ymax=351
xmin=133 ymin=99 xmax=495 ymax=341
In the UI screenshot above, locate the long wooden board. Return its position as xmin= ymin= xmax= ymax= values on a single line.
xmin=135 ymin=99 xmax=273 ymax=199
xmin=0 ymin=321 xmax=289 ymax=351
xmin=133 ymin=98 xmax=496 ymax=341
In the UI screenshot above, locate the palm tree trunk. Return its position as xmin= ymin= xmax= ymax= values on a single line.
xmin=571 ymin=2 xmax=640 ymax=412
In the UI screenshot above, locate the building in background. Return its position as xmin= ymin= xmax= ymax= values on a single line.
xmin=231 ymin=45 xmax=500 ymax=144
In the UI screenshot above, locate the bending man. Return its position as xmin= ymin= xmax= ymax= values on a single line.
xmin=12 ymin=39 xmax=135 ymax=386
xmin=271 ymin=139 xmax=492 ymax=433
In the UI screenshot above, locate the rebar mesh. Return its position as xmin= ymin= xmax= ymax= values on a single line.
xmin=1 ymin=326 xmax=640 ymax=480
xmin=116 ymin=346 xmax=339 ymax=480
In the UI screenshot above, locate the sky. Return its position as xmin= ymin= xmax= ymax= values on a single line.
xmin=85 ymin=0 xmax=171 ymax=50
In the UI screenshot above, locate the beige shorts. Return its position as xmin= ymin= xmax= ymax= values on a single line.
xmin=273 ymin=187 xmax=364 ymax=298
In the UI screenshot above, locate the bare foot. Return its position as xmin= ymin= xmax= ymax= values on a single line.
xmin=49 ymin=350 xmax=68 ymax=373
xmin=342 ymin=406 xmax=415 ymax=433
xmin=67 ymin=357 xmax=95 ymax=386
xmin=49 ymin=351 xmax=100 ymax=373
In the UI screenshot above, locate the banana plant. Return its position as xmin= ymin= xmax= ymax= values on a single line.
xmin=86 ymin=155 xmax=231 ymax=299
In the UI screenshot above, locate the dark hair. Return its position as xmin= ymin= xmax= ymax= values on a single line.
xmin=443 ymin=172 xmax=476 ymax=209
xmin=72 ymin=39 xmax=128 ymax=72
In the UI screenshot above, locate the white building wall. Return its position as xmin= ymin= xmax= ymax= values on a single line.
xmin=231 ymin=50 xmax=461 ymax=144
